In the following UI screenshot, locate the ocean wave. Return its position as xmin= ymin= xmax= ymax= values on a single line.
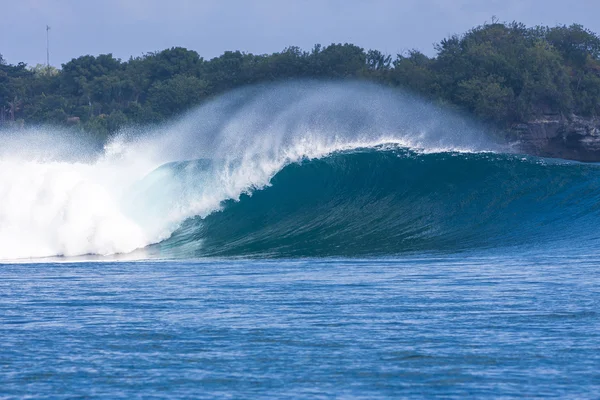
xmin=152 ymin=148 xmax=600 ymax=257
xmin=0 ymin=81 xmax=561 ymax=260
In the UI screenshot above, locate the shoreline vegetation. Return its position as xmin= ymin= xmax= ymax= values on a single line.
xmin=2 ymin=21 xmax=600 ymax=149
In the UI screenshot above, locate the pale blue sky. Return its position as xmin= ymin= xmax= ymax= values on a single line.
xmin=1 ymin=0 xmax=599 ymax=67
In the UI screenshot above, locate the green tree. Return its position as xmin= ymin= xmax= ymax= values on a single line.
xmin=3 ymin=21 xmax=600 ymax=139
xmin=366 ymin=50 xmax=392 ymax=71
xmin=310 ymin=43 xmax=366 ymax=77
xmin=146 ymin=74 xmax=208 ymax=117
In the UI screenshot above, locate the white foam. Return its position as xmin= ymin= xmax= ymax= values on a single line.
xmin=0 ymin=81 xmax=497 ymax=260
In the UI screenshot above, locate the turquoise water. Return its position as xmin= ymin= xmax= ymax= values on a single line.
xmin=2 ymin=254 xmax=599 ymax=398
xmin=3 ymin=149 xmax=600 ymax=398
xmin=4 ymin=83 xmax=600 ymax=398
xmin=157 ymin=149 xmax=600 ymax=258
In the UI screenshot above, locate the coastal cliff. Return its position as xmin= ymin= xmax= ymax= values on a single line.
xmin=510 ymin=115 xmax=600 ymax=162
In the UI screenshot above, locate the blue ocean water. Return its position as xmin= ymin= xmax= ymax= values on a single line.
xmin=2 ymin=253 xmax=599 ymax=398
xmin=3 ymin=83 xmax=600 ymax=398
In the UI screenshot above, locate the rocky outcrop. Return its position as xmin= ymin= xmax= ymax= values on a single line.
xmin=510 ymin=115 xmax=600 ymax=162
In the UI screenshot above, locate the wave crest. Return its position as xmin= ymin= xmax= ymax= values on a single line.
xmin=0 ymin=81 xmax=509 ymax=260
xmin=156 ymin=148 xmax=600 ymax=257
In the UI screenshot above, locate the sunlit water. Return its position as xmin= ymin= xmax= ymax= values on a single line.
xmin=2 ymin=252 xmax=599 ymax=398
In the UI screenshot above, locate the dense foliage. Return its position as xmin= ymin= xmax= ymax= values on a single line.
xmin=2 ymin=21 xmax=600 ymax=137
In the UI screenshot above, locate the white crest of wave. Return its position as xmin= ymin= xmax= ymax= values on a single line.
xmin=0 ymin=81 xmax=498 ymax=260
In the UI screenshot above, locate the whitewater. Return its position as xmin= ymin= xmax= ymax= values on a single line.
xmin=0 ymin=81 xmax=498 ymax=260
xmin=3 ymin=81 xmax=600 ymax=399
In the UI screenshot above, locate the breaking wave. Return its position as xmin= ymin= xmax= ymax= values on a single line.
xmin=3 ymin=81 xmax=596 ymax=260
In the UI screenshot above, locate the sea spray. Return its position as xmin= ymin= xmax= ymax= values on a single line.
xmin=0 ymin=81 xmax=498 ymax=260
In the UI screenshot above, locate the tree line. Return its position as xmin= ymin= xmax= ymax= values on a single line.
xmin=1 ymin=21 xmax=600 ymax=138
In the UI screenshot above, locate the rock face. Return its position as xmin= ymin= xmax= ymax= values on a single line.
xmin=510 ymin=115 xmax=600 ymax=162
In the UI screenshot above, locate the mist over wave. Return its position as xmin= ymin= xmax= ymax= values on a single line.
xmin=1 ymin=81 xmax=506 ymax=260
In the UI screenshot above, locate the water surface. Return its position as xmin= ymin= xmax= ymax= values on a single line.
xmin=2 ymin=254 xmax=599 ymax=398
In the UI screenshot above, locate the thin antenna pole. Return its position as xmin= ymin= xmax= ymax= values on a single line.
xmin=46 ymin=25 xmax=51 ymax=72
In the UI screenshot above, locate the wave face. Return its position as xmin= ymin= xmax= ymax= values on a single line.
xmin=3 ymin=81 xmax=598 ymax=260
xmin=154 ymin=148 xmax=600 ymax=257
